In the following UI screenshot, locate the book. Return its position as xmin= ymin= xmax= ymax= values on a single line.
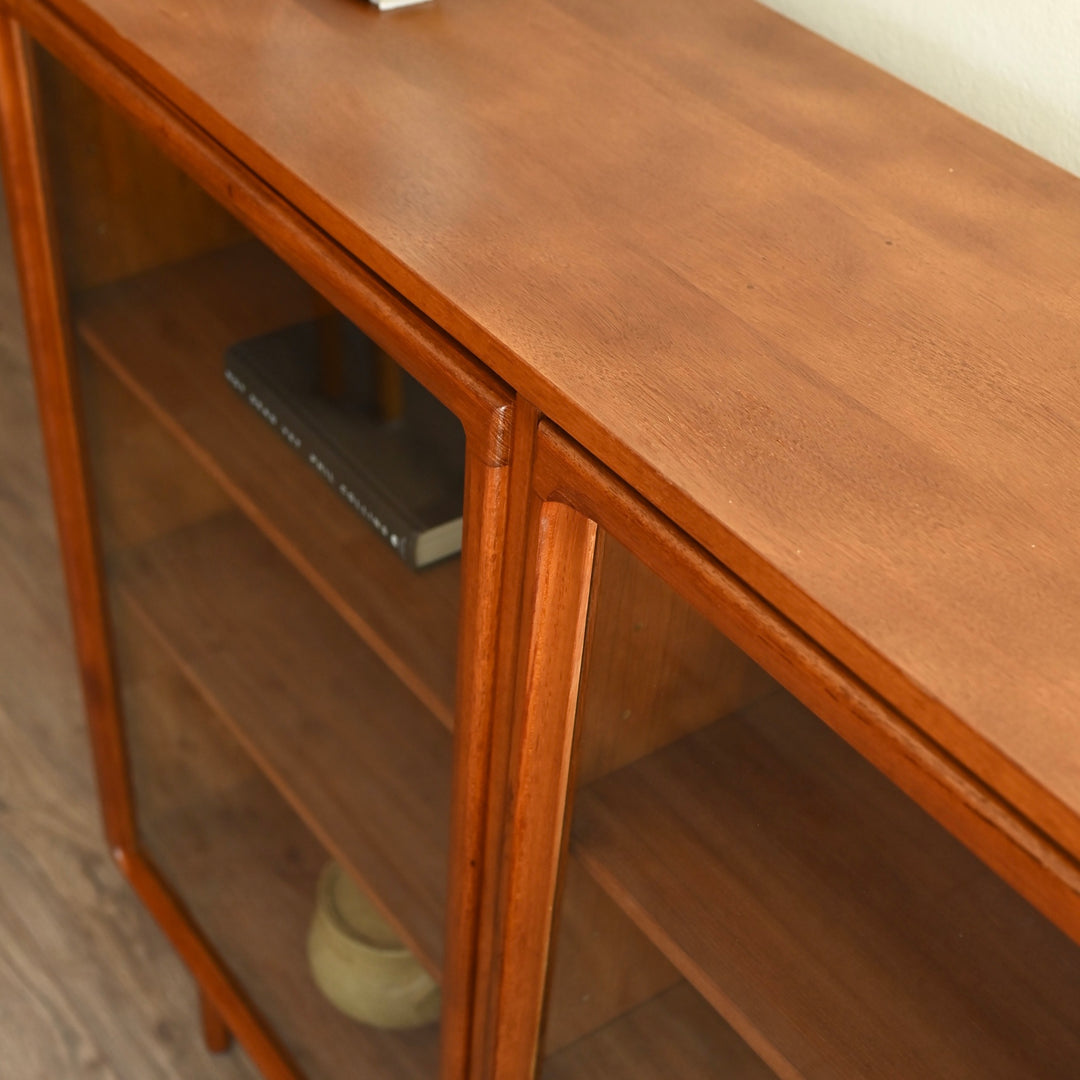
xmin=224 ymin=315 xmax=466 ymax=569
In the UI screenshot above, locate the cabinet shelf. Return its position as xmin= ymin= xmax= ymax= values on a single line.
xmin=127 ymin=645 xmax=441 ymax=1080
xmin=572 ymin=693 xmax=1080 ymax=1080
xmin=115 ymin=508 xmax=451 ymax=976
xmin=77 ymin=241 xmax=460 ymax=728
xmin=545 ymin=983 xmax=774 ymax=1080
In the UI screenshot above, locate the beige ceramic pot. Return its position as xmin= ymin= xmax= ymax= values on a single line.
xmin=307 ymin=862 xmax=441 ymax=1030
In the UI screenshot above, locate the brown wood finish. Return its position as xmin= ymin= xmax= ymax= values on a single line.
xmin=11 ymin=0 xmax=512 ymax=468
xmin=33 ymin=45 xmax=246 ymax=291
xmin=0 ymin=12 xmax=135 ymax=858
xmin=538 ymin=527 xmax=777 ymax=1054
xmin=466 ymin=409 xmax=684 ymax=1072
xmin=488 ymin=495 xmax=597 ymax=1079
xmin=489 ymin=422 xmax=1080 ymax=1077
xmin=121 ymin=850 xmax=305 ymax=1080
xmin=544 ymin=984 xmax=775 ymax=1080
xmin=110 ymin=602 xmax=330 ymax=1080
xmin=531 ymin=424 xmax=1080 ymax=949
xmin=142 ymin=765 xmax=441 ymax=1080
xmin=80 ymin=230 xmax=515 ymax=1080
xmin=439 ymin=441 xmax=513 ymax=1080
xmin=22 ymin=0 xmax=1080 ymax=872
xmin=574 ymin=691 xmax=1080 ymax=1079
xmin=200 ymin=991 xmax=233 ymax=1055
xmin=9 ymin=1 xmax=1080 ymax=1078
xmin=119 ymin=617 xmax=440 ymax=1080
xmin=3 ymin=8 xmax=518 ymax=1080
xmin=77 ymin=240 xmax=461 ymax=728
xmin=0 ymin=21 xmax=307 ymax=1080
xmin=575 ymin=533 xmax=778 ymax=784
xmin=541 ymin=858 xmax=679 ymax=1054
xmin=145 ymin=771 xmax=441 ymax=1080
xmin=466 ymin=396 xmax=541 ymax=1080
xmin=0 ymin=218 xmax=256 ymax=1079
xmin=115 ymin=509 xmax=453 ymax=977
xmin=53 ymin=80 xmax=516 ymax=1077
xmin=79 ymin=347 xmax=233 ymax=555
xmin=4 ymin=12 xmax=521 ymax=1079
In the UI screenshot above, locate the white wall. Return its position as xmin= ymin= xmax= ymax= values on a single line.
xmin=760 ymin=0 xmax=1080 ymax=176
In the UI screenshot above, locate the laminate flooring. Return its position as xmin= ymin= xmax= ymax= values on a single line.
xmin=0 ymin=198 xmax=261 ymax=1078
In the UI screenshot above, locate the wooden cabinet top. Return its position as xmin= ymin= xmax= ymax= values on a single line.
xmin=22 ymin=0 xmax=1080 ymax=858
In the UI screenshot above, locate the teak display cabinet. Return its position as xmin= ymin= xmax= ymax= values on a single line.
xmin=5 ymin=0 xmax=1080 ymax=1078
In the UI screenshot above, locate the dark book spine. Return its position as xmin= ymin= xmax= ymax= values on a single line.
xmin=224 ymin=364 xmax=418 ymax=567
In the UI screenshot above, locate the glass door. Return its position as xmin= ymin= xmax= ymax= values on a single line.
xmin=491 ymin=421 xmax=1080 ymax=1080
xmin=11 ymin=34 xmax=511 ymax=1080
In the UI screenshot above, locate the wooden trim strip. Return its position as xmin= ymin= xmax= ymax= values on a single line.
xmin=466 ymin=398 xmax=541 ymax=1080
xmin=198 ymin=988 xmax=233 ymax=1055
xmin=118 ymin=848 xmax=303 ymax=1080
xmin=441 ymin=444 xmax=513 ymax=1080
xmin=532 ymin=420 xmax=1080 ymax=947
xmin=0 ymin=13 xmax=135 ymax=855
xmin=488 ymin=492 xmax=597 ymax=1079
xmin=10 ymin=0 xmax=513 ymax=465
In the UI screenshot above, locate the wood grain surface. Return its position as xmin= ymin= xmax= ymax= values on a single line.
xmin=438 ymin=435 xmax=516 ymax=1080
xmin=542 ymin=856 xmax=679 ymax=1054
xmin=489 ymin=498 xmax=597 ymax=1078
xmin=575 ymin=532 xmax=777 ymax=784
xmin=544 ymin=984 xmax=774 ymax=1080
xmin=531 ymin=422 xmax=1080 ymax=959
xmin=5 ymin=36 xmax=518 ymax=1076
xmin=19 ymin=0 xmax=1080 ymax=860
xmin=0 ymin=12 xmax=137 ymax=859
xmin=465 ymin=397 xmax=542 ymax=1080
xmin=34 ymin=45 xmax=245 ymax=291
xmin=79 ymin=349 xmax=233 ymax=555
xmin=8 ymin=2 xmax=1080 ymax=1076
xmin=574 ymin=691 xmax=1080 ymax=1080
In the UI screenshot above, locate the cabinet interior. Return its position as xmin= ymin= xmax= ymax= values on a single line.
xmin=540 ymin=531 xmax=1080 ymax=1079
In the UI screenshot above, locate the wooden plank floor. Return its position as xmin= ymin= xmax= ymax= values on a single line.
xmin=0 ymin=202 xmax=261 ymax=1077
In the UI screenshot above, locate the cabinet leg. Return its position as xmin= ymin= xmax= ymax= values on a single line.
xmin=199 ymin=988 xmax=232 ymax=1054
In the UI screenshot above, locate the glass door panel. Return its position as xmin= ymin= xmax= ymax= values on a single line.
xmin=34 ymin=42 xmax=468 ymax=1077
xmin=539 ymin=529 xmax=1080 ymax=1079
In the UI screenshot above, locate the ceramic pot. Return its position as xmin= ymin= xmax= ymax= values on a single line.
xmin=307 ymin=862 xmax=441 ymax=1029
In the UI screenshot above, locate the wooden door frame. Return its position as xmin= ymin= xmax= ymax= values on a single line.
xmin=484 ymin=417 xmax=1080 ymax=1078
xmin=0 ymin=11 xmax=517 ymax=1080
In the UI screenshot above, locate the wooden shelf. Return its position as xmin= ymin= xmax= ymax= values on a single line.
xmin=115 ymin=508 xmax=451 ymax=976
xmin=572 ymin=693 xmax=1080 ymax=1080
xmin=545 ymin=983 xmax=774 ymax=1080
xmin=77 ymin=241 xmax=461 ymax=728
xmin=124 ymin=635 xmax=441 ymax=1080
